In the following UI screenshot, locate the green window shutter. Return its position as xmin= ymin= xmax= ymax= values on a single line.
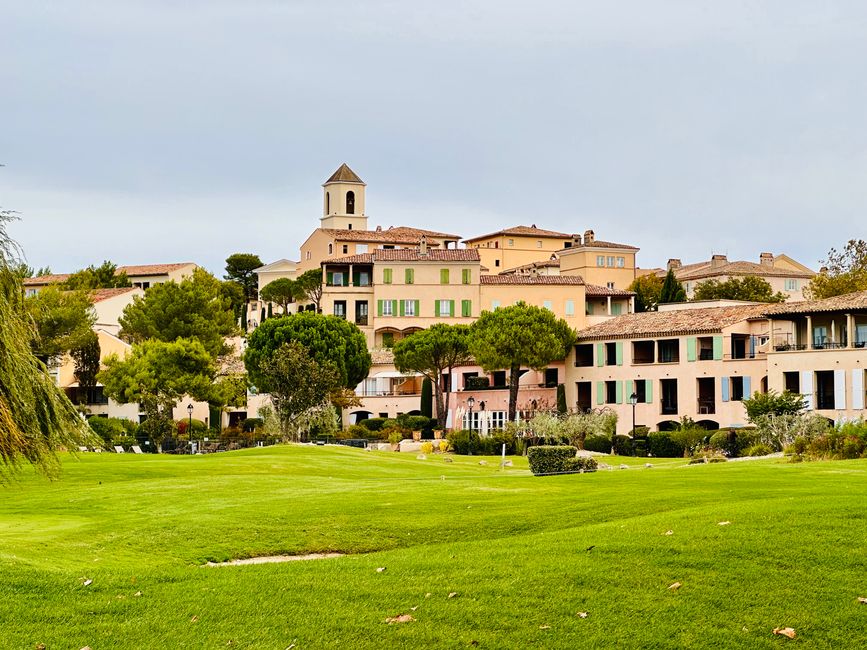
xmin=462 ymin=269 xmax=471 ymax=284
xmin=399 ymin=300 xmax=405 ymax=317
xmin=414 ymin=300 xmax=420 ymax=317
xmin=713 ymin=335 xmax=724 ymax=360
xmin=405 ymin=268 xmax=414 ymax=284
xmin=645 ymin=379 xmax=653 ymax=403
xmin=440 ymin=269 xmax=449 ymax=284
xmin=391 ymin=300 xmax=398 ymax=316
xmin=343 ymin=274 xmax=349 ymax=286
xmin=587 ymin=302 xmax=594 ymax=315
xmin=616 ymin=342 xmax=623 ymax=366
xmin=616 ymin=380 xmax=624 ymax=404
xmin=326 ymin=271 xmax=334 ymax=285
xmin=377 ymin=300 xmax=383 ymax=317
xmin=383 ymin=268 xmax=392 ymax=284
xmin=462 ymin=300 xmax=471 ymax=317
xmin=686 ymin=337 xmax=697 ymax=362
xmin=449 ymin=300 xmax=455 ymax=317
xmin=596 ymin=381 xmax=605 ymax=406
xmin=596 ymin=343 xmax=605 ymax=367
xmin=625 ymin=379 xmax=633 ymax=401
xmin=435 ymin=301 xmax=441 ymax=317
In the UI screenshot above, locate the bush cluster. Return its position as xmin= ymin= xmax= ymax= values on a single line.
xmin=87 ymin=416 xmax=139 ymax=446
xmin=527 ymin=445 xmax=583 ymax=475
xmin=446 ymin=428 xmax=521 ymax=455
xmin=788 ymin=419 xmax=867 ymax=460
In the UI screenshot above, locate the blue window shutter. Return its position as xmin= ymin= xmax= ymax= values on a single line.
xmin=596 ymin=343 xmax=604 ymax=367
xmin=721 ymin=377 xmax=730 ymax=402
xmin=743 ymin=376 xmax=751 ymax=400
xmin=645 ymin=379 xmax=653 ymax=403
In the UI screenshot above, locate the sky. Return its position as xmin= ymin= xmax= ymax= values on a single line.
xmin=2 ymin=1 xmax=866 ymax=277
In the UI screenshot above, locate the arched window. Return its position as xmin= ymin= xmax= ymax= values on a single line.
xmin=328 ymin=243 xmax=333 ymax=255
xmin=346 ymin=191 xmax=355 ymax=214
xmin=326 ymin=192 xmax=330 ymax=214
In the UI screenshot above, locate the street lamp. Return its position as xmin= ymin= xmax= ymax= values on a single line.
xmin=629 ymin=392 xmax=638 ymax=457
xmin=466 ymin=396 xmax=475 ymax=456
xmin=187 ymin=403 xmax=194 ymax=453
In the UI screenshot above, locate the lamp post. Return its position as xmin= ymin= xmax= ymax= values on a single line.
xmin=187 ymin=403 xmax=194 ymax=453
xmin=466 ymin=396 xmax=475 ymax=456
xmin=629 ymin=392 xmax=638 ymax=457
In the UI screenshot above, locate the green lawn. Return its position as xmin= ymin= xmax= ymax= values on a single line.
xmin=2 ymin=446 xmax=867 ymax=648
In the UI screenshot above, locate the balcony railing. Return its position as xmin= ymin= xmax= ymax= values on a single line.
xmin=355 ymin=316 xmax=368 ymax=326
xmin=355 ymin=390 xmax=421 ymax=398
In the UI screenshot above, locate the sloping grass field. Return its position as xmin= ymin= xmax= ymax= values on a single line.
xmin=2 ymin=446 xmax=867 ymax=648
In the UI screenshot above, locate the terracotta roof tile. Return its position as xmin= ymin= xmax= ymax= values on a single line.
xmin=584 ymin=284 xmax=635 ymax=297
xmin=324 ymin=163 xmax=365 ymax=184
xmin=322 ymin=226 xmax=460 ymax=243
xmin=577 ymin=304 xmax=771 ymax=340
xmin=579 ymin=239 xmax=640 ymax=251
xmin=22 ymin=273 xmax=71 ymax=286
xmin=463 ymin=225 xmax=573 ymax=243
xmin=89 ymin=287 xmax=139 ymax=303
xmin=762 ymin=290 xmax=867 ymax=316
xmin=118 ymin=263 xmax=196 ymax=276
xmin=326 ymin=249 xmax=480 ymax=264
xmin=658 ymin=259 xmax=814 ymax=281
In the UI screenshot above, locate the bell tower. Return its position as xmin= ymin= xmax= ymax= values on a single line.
xmin=321 ymin=163 xmax=368 ymax=231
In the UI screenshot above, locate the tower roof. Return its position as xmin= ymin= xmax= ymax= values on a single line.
xmin=324 ymin=163 xmax=365 ymax=185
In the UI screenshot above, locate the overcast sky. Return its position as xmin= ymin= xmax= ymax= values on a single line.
xmin=2 ymin=1 xmax=866 ymax=276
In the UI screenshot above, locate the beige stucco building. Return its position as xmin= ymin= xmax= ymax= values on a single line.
xmin=463 ymin=225 xmax=576 ymax=272
xmin=656 ymin=253 xmax=815 ymax=301
xmin=23 ymin=262 xmax=198 ymax=295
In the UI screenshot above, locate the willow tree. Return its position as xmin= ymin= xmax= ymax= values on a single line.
xmin=0 ymin=211 xmax=93 ymax=481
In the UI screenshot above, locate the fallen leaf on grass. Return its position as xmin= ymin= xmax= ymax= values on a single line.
xmin=376 ymin=567 xmax=387 ymax=573
xmin=134 ymin=591 xmax=142 ymax=597
xmin=539 ymin=625 xmax=551 ymax=630
xmin=190 ymin=615 xmax=199 ymax=623
xmin=858 ymin=597 xmax=867 ymax=604
xmin=82 ymin=578 xmax=93 ymax=586
xmin=577 ymin=612 xmax=589 ymax=619
xmin=410 ymin=606 xmax=419 ymax=611
xmin=718 ymin=521 xmax=731 ymax=526
xmin=385 ymin=614 xmax=415 ymax=624
xmin=773 ymin=627 xmax=796 ymax=639
xmin=425 ymin=593 xmax=432 ymax=598
xmin=448 ymin=592 xmax=458 ymax=598
xmin=668 ymin=582 xmax=682 ymax=591
xmin=663 ymin=530 xmax=673 ymax=536
xmin=80 ymin=646 xmax=92 ymax=650
xmin=36 ymin=645 xmax=46 ymax=650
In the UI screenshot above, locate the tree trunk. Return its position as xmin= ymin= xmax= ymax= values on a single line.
xmin=508 ymin=363 xmax=520 ymax=422
xmin=434 ymin=378 xmax=447 ymax=429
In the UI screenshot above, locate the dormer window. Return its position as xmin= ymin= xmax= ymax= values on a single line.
xmin=346 ymin=191 xmax=355 ymax=214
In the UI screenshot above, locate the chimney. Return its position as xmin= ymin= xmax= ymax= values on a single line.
xmin=375 ymin=225 xmax=382 ymax=232
xmin=711 ymin=254 xmax=728 ymax=268
xmin=583 ymin=229 xmax=595 ymax=244
xmin=572 ymin=233 xmax=582 ymax=246
xmin=667 ymin=258 xmax=682 ymax=271
xmin=419 ymin=235 xmax=428 ymax=256
xmin=759 ymin=252 xmax=774 ymax=267
xmin=531 ymin=223 xmax=537 ymax=229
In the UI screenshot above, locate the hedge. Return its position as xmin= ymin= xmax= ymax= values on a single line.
xmin=527 ymin=445 xmax=577 ymax=475
xmin=648 ymin=431 xmax=684 ymax=458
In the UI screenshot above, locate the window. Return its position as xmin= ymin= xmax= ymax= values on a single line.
xmin=607 ymin=282 xmax=615 ymax=290
xmin=586 ymin=302 xmax=594 ymax=315
xmin=537 ymin=240 xmax=543 ymax=248
xmin=356 ymin=244 xmax=368 ymax=253
xmin=461 ymin=300 xmax=472 ymax=317
xmin=333 ymin=301 xmax=346 ymax=319
xmin=492 ymin=299 xmax=501 ymax=310
xmin=508 ymin=239 xmax=514 ymax=247
xmin=605 ymin=381 xmax=618 ymax=404
xmin=356 ymin=271 xmax=370 ymax=287
xmin=383 ymin=268 xmax=393 ymax=284
xmin=342 ymin=244 xmax=348 ymax=254
xmin=328 ymin=243 xmax=333 ymax=255
xmin=402 ymin=299 xmax=417 ymax=316
xmin=331 ymin=271 xmax=344 ymax=286
xmin=564 ymin=241 xmax=572 ymax=248
xmin=380 ymin=300 xmax=395 ymax=316
xmin=437 ymin=299 xmax=453 ymax=316
xmin=544 ymin=368 xmax=558 ymax=387
xmin=348 ymin=223 xmax=352 ymax=230
xmin=346 ymin=191 xmax=355 ymax=214
xmin=661 ymin=378 xmax=678 ymax=415
xmin=543 ymin=300 xmax=552 ymax=311
xmin=306 ymin=251 xmax=312 ymax=260
xmin=495 ymin=260 xmax=500 ymax=267
xmin=730 ymin=376 xmax=745 ymax=401
xmin=491 ymin=370 xmax=507 ymax=387
xmin=405 ymin=268 xmax=414 ymax=284
xmin=632 ymin=340 xmax=654 ymax=364
xmin=25 ymin=288 xmax=37 ymax=297
xmin=440 ymin=269 xmax=450 ymax=284
xmin=381 ymin=332 xmax=394 ymax=348
xmin=605 ymin=342 xmax=619 ymax=365
xmin=355 ymin=301 xmax=368 ymax=326
xmin=597 ymin=255 xmax=605 ymax=267
xmin=607 ymin=256 xmax=615 ymax=267
xmin=785 ymin=279 xmax=799 ymax=291
xmin=617 ymin=257 xmax=625 ymax=268
xmin=565 ymin=300 xmax=575 ymax=316
xmin=633 ymin=379 xmax=647 ymax=403
xmin=784 ymin=371 xmax=800 ymax=393
xmin=326 ymin=192 xmax=330 ymax=213
xmin=658 ymin=339 xmax=680 ymax=363
xmin=611 ymin=303 xmax=622 ymax=316
xmin=462 ymin=269 xmax=471 ymax=284
xmin=574 ymin=344 xmax=593 ymax=367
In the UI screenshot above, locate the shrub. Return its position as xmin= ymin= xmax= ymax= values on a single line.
xmin=670 ymin=427 xmax=708 ymax=456
xmin=743 ymin=443 xmax=773 ymax=457
xmin=648 ymin=431 xmax=684 ymax=458
xmin=612 ymin=434 xmax=633 ymax=456
xmin=359 ymin=418 xmax=387 ymax=432
xmin=420 ymin=441 xmax=433 ymax=454
xmin=88 ymin=417 xmax=127 ymax=444
xmin=708 ymin=429 xmax=759 ymax=457
xmin=583 ymin=434 xmax=611 ymax=454
xmin=438 ymin=440 xmax=449 ymax=453
xmin=346 ymin=424 xmax=374 ymax=439
xmin=465 ymin=376 xmax=489 ymax=390
xmin=527 ymin=445 xmax=577 ymax=475
xmin=447 ymin=429 xmax=479 ymax=455
xmin=241 ymin=417 xmax=264 ymax=433
xmin=564 ymin=456 xmax=598 ymax=473
xmin=387 ymin=429 xmax=404 ymax=445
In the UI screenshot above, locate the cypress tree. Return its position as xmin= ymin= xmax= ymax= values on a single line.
xmin=420 ymin=377 xmax=433 ymax=419
xmin=659 ymin=269 xmax=687 ymax=304
xmin=556 ymin=383 xmax=567 ymax=415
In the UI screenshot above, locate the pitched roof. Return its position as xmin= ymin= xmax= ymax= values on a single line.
xmin=577 ymin=304 xmax=771 ymax=340
xmin=762 ymin=290 xmax=867 ymax=316
xmin=480 ymin=274 xmax=585 ymax=285
xmin=463 ymin=225 xmax=573 ymax=243
xmin=89 ymin=287 xmax=140 ymax=303
xmin=322 ymin=225 xmax=460 ymax=243
xmin=658 ymin=259 xmax=813 ymax=281
xmin=326 ymin=249 xmax=481 ymax=265
xmin=117 ymin=263 xmax=195 ymax=277
xmin=22 ymin=273 xmax=71 ymax=286
xmin=324 ymin=163 xmax=365 ymax=184
xmin=500 ymin=258 xmax=561 ymax=274
xmin=254 ymin=259 xmax=298 ymax=273
xmin=584 ymin=284 xmax=636 ymax=297
xmin=577 ymin=239 xmax=640 ymax=251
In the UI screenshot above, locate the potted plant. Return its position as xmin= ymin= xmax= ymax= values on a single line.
xmin=388 ymin=429 xmax=403 ymax=451
xmin=433 ymin=429 xmax=443 ymax=440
